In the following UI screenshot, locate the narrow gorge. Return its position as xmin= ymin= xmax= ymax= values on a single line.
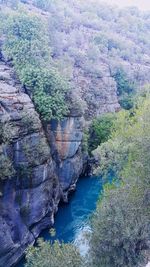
xmin=0 ymin=57 xmax=84 ymax=266
xmin=0 ymin=0 xmax=150 ymax=266
xmin=0 ymin=48 xmax=119 ymax=267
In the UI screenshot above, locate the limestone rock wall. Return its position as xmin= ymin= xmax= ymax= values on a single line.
xmin=0 ymin=39 xmax=121 ymax=265
xmin=46 ymin=116 xmax=85 ymax=195
xmin=0 ymin=59 xmax=85 ymax=266
xmin=0 ymin=60 xmax=59 ymax=266
xmin=73 ymin=67 xmax=120 ymax=120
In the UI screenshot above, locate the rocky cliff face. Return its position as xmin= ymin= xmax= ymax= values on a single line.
xmin=0 ymin=41 xmax=120 ymax=264
xmin=0 ymin=1 xmax=150 ymax=266
xmin=47 ymin=116 xmax=85 ymax=198
xmin=0 ymin=59 xmax=85 ymax=266
xmin=73 ymin=66 xmax=120 ymax=120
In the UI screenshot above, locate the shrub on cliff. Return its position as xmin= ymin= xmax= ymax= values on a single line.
xmin=25 ymin=238 xmax=83 ymax=267
xmin=89 ymin=113 xmax=116 ymax=153
xmin=0 ymin=149 xmax=15 ymax=180
xmin=22 ymin=136 xmax=50 ymax=166
xmin=20 ymin=66 xmax=69 ymax=120
xmin=113 ymin=69 xmax=136 ymax=110
xmin=3 ymin=12 xmax=69 ymax=121
xmin=0 ymin=123 xmax=16 ymax=180
xmin=0 ymin=122 xmax=17 ymax=144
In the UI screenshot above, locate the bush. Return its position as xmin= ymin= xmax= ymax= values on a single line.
xmin=89 ymin=96 xmax=150 ymax=267
xmin=22 ymin=137 xmax=50 ymax=166
xmin=25 ymin=238 xmax=83 ymax=267
xmin=3 ymin=12 xmax=69 ymax=121
xmin=82 ymin=130 xmax=89 ymax=153
xmin=113 ymin=69 xmax=135 ymax=110
xmin=114 ymin=69 xmax=135 ymax=96
xmin=119 ymin=95 xmax=134 ymax=110
xmin=89 ymin=113 xmax=116 ymax=153
xmin=20 ymin=66 xmax=69 ymax=120
xmin=0 ymin=149 xmax=15 ymax=180
xmin=0 ymin=122 xmax=16 ymax=144
xmin=21 ymin=110 xmax=40 ymax=133
xmin=89 ymin=178 xmax=149 ymax=267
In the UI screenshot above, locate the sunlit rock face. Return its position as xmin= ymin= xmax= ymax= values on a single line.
xmin=46 ymin=115 xmax=85 ymax=191
xmin=52 ymin=117 xmax=83 ymax=160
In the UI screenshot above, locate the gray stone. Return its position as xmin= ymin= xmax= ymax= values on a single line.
xmin=0 ymin=59 xmax=85 ymax=267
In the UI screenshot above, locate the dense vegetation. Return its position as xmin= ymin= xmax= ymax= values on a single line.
xmin=88 ymin=113 xmax=116 ymax=153
xmin=113 ymin=69 xmax=135 ymax=109
xmin=0 ymin=122 xmax=16 ymax=179
xmin=90 ymin=93 xmax=150 ymax=267
xmin=1 ymin=0 xmax=150 ymax=118
xmin=25 ymin=238 xmax=83 ymax=267
xmin=37 ymin=0 xmax=150 ymax=111
xmin=2 ymin=11 xmax=69 ymax=121
xmin=0 ymin=152 xmax=15 ymax=180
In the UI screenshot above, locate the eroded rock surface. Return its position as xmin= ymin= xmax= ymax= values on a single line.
xmin=0 ymin=58 xmax=86 ymax=266
xmin=47 ymin=116 xmax=85 ymax=192
xmin=0 ymin=61 xmax=59 ymax=267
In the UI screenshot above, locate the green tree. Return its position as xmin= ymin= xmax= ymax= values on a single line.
xmin=0 ymin=148 xmax=15 ymax=180
xmin=3 ymin=13 xmax=50 ymax=70
xmin=89 ymin=113 xmax=116 ymax=153
xmin=25 ymin=238 xmax=83 ymax=267
xmin=114 ymin=69 xmax=135 ymax=96
xmin=89 ymin=95 xmax=150 ymax=267
xmin=113 ymin=69 xmax=135 ymax=110
xmin=3 ymin=12 xmax=69 ymax=121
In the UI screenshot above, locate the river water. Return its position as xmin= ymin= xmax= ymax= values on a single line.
xmin=17 ymin=176 xmax=102 ymax=266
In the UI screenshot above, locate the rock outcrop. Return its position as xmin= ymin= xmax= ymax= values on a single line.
xmin=0 ymin=59 xmax=85 ymax=266
xmin=46 ymin=116 xmax=85 ymax=197
xmin=0 ymin=60 xmax=57 ymax=266
xmin=73 ymin=67 xmax=120 ymax=120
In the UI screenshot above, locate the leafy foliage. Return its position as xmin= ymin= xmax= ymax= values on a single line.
xmin=25 ymin=238 xmax=83 ymax=267
xmin=21 ymin=110 xmax=40 ymax=133
xmin=89 ymin=95 xmax=150 ymax=267
xmin=0 ymin=147 xmax=15 ymax=180
xmin=3 ymin=12 xmax=69 ymax=121
xmin=0 ymin=2 xmax=150 ymax=265
xmin=0 ymin=123 xmax=16 ymax=180
xmin=113 ymin=69 xmax=135 ymax=110
xmin=114 ymin=69 xmax=135 ymax=96
xmin=89 ymin=113 xmax=116 ymax=153
xmin=82 ymin=130 xmax=89 ymax=153
xmin=1 ymin=0 xmax=150 ymax=120
xmin=0 ymin=122 xmax=17 ymax=144
xmin=3 ymin=13 xmax=50 ymax=67
xmin=22 ymin=136 xmax=50 ymax=167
